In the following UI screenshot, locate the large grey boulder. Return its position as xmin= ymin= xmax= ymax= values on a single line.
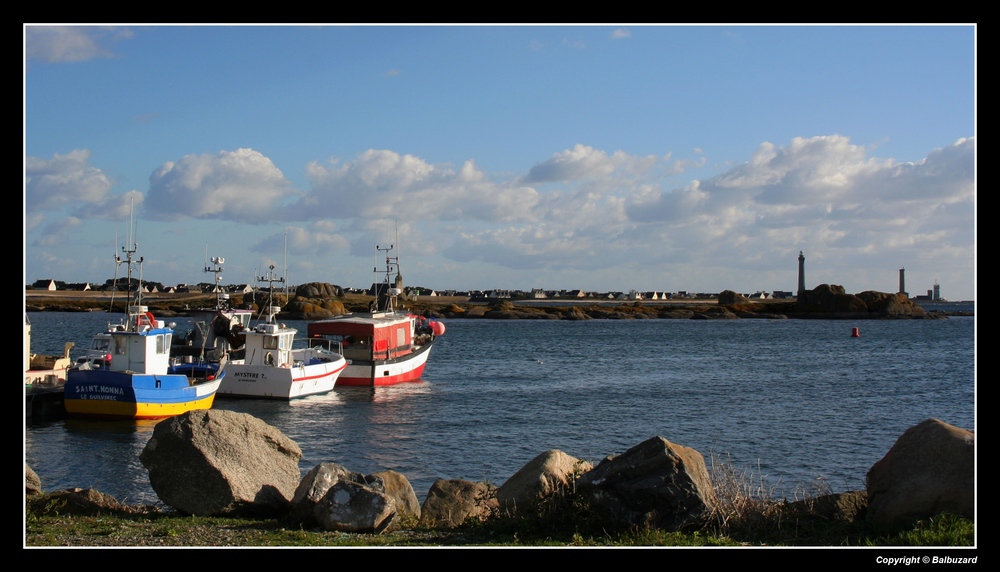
xmin=419 ymin=479 xmax=497 ymax=528
xmin=577 ymin=436 xmax=717 ymax=531
xmin=866 ymin=418 xmax=974 ymax=525
xmin=139 ymin=409 xmax=302 ymax=517
xmin=496 ymin=450 xmax=592 ymax=514
xmin=314 ymin=480 xmax=396 ymax=533
xmin=289 ymin=462 xmax=367 ymax=527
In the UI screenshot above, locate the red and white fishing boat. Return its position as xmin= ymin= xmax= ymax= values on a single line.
xmin=217 ymin=265 xmax=348 ymax=399
xmin=306 ymin=243 xmax=444 ymax=387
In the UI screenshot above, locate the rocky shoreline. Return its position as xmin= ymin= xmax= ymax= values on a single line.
xmin=25 ymin=284 xmax=964 ymax=321
xmin=25 ymin=414 xmax=974 ymax=546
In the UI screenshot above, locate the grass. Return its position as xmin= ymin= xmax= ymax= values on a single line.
xmin=24 ymin=456 xmax=974 ymax=548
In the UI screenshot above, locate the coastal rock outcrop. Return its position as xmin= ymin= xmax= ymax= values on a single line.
xmin=139 ymin=409 xmax=302 ymax=517
xmin=26 ymin=463 xmax=41 ymax=495
xmin=418 ymin=479 xmax=497 ymax=528
xmin=295 ymin=282 xmax=343 ymax=299
xmin=497 ymin=450 xmax=592 ymax=514
xmin=717 ymin=290 xmax=749 ymax=305
xmin=866 ymin=418 xmax=974 ymax=526
xmin=793 ymin=284 xmax=931 ymax=318
xmin=577 ymin=436 xmax=717 ymax=531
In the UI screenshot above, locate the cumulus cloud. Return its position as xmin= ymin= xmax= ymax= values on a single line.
xmin=145 ymin=148 xmax=295 ymax=222
xmin=250 ymin=223 xmax=350 ymax=256
xmin=32 ymin=216 xmax=83 ymax=247
xmin=623 ymin=135 xmax=975 ymax=263
xmin=74 ymin=189 xmax=146 ymax=222
xmin=302 ymin=150 xmax=540 ymax=223
xmin=524 ymin=144 xmax=657 ymax=184
xmin=25 ymin=150 xmax=113 ymax=213
xmin=429 ymin=134 xmax=972 ymax=297
xmin=25 ymin=26 xmax=133 ymax=63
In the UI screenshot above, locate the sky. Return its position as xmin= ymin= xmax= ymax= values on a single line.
xmin=24 ymin=25 xmax=976 ymax=301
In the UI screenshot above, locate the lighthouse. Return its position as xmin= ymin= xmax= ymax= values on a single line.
xmin=797 ymin=251 xmax=806 ymax=297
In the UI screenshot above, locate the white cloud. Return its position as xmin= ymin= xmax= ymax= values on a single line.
xmin=611 ymin=28 xmax=631 ymax=39
xmin=32 ymin=216 xmax=83 ymax=247
xmin=524 ymin=144 xmax=656 ymax=183
xmin=25 ymin=26 xmax=133 ymax=63
xmin=146 ymin=148 xmax=295 ymax=222
xmin=25 ymin=150 xmax=113 ymax=213
xmin=302 ymin=150 xmax=540 ymax=223
xmin=251 ymin=224 xmax=350 ymax=256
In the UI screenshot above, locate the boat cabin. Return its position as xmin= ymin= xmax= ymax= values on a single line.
xmin=307 ymin=314 xmax=415 ymax=363
xmin=243 ymin=321 xmax=296 ymax=367
xmin=109 ymin=326 xmax=173 ymax=374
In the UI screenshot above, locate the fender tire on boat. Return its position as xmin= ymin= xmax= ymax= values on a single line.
xmin=265 ymin=352 xmax=274 ymax=366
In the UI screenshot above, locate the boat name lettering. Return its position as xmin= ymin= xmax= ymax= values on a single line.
xmin=75 ymin=385 xmax=125 ymax=396
xmin=234 ymin=372 xmax=260 ymax=379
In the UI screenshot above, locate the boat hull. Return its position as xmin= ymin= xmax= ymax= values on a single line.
xmin=218 ymin=358 xmax=348 ymax=399
xmin=64 ymin=370 xmax=222 ymax=420
xmin=336 ymin=342 xmax=433 ymax=387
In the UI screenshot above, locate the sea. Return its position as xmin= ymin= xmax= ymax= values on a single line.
xmin=24 ymin=310 xmax=976 ymax=506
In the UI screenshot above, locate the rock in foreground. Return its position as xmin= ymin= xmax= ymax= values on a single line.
xmin=140 ymin=409 xmax=302 ymax=517
xmin=866 ymin=418 xmax=975 ymax=526
xmin=497 ymin=449 xmax=591 ymax=514
xmin=419 ymin=479 xmax=497 ymax=528
xmin=577 ymin=436 xmax=717 ymax=531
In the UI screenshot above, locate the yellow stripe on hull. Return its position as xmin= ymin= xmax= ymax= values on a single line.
xmin=65 ymin=394 xmax=217 ymax=420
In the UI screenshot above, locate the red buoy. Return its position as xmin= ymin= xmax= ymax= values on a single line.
xmin=851 ymin=327 xmax=860 ymax=337
xmin=430 ymin=321 xmax=446 ymax=336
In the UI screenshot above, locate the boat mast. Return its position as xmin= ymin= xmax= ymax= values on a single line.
xmin=116 ymin=198 xmax=143 ymax=330
xmin=374 ymin=242 xmax=398 ymax=314
xmin=257 ymin=264 xmax=284 ymax=325
xmin=204 ymin=254 xmax=227 ymax=310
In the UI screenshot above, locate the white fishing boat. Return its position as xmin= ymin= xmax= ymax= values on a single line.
xmin=217 ymin=265 xmax=347 ymax=399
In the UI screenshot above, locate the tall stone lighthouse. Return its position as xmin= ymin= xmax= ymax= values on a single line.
xmin=797 ymin=251 xmax=806 ymax=297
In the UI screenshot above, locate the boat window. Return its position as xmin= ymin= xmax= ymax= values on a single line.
xmin=114 ymin=337 xmax=127 ymax=355
xmin=280 ymin=335 xmax=292 ymax=350
xmin=263 ymin=335 xmax=279 ymax=350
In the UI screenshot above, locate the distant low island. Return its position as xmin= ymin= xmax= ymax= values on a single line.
xmin=25 ymin=284 xmax=969 ymax=320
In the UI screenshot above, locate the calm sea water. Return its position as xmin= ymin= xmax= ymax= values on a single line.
xmin=24 ymin=311 xmax=976 ymax=504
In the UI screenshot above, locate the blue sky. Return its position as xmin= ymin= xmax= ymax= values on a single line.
xmin=24 ymin=25 xmax=976 ymax=300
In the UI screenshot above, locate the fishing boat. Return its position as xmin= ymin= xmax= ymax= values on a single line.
xmin=25 ymin=314 xmax=74 ymax=420
xmin=25 ymin=314 xmax=74 ymax=386
xmin=64 ymin=217 xmax=224 ymax=420
xmin=306 ymin=243 xmax=444 ymax=387
xmin=217 ymin=265 xmax=348 ymax=399
xmin=170 ymin=255 xmax=252 ymax=376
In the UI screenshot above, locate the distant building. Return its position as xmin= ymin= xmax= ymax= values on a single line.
xmin=32 ymin=279 xmax=57 ymax=291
